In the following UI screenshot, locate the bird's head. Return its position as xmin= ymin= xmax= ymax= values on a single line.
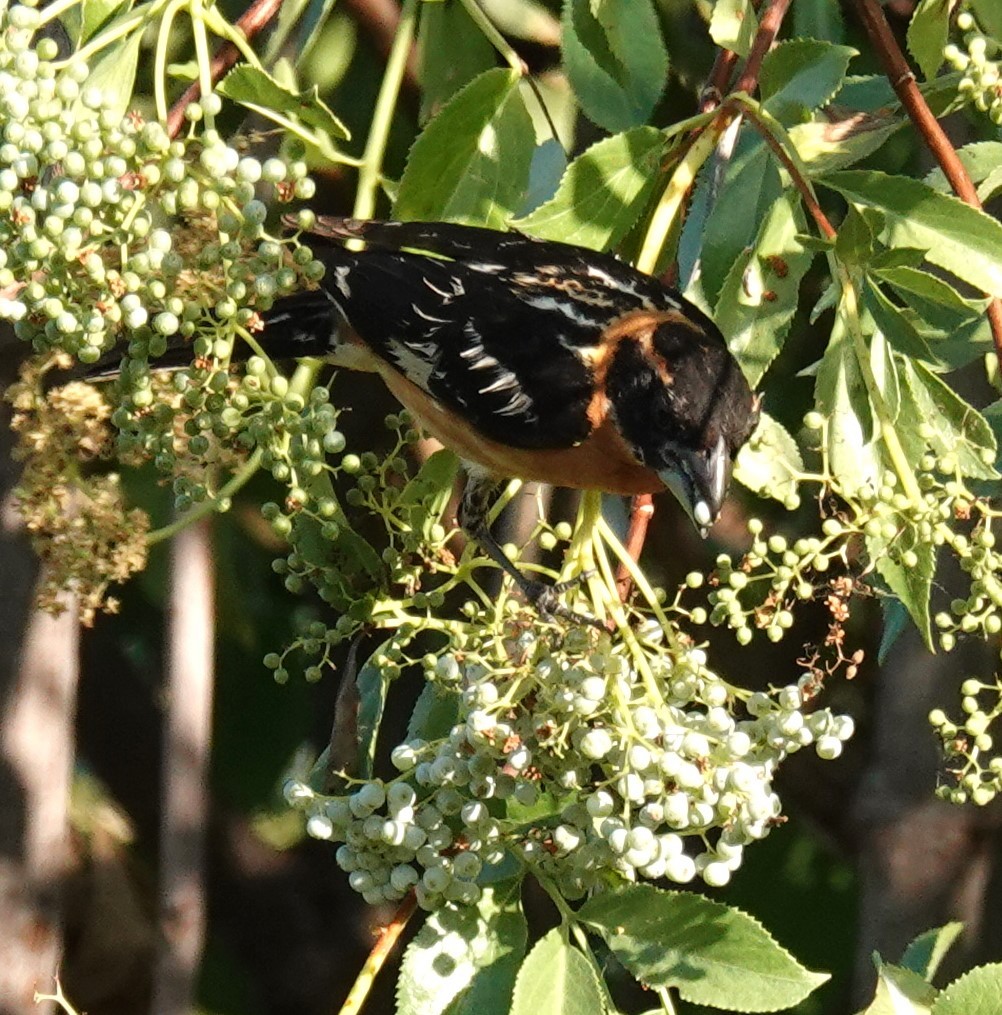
xmin=606 ymin=309 xmax=759 ymax=535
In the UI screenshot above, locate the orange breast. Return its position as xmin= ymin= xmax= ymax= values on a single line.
xmin=377 ymin=361 xmax=665 ymax=496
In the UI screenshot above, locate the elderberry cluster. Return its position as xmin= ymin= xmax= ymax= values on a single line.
xmin=945 ymin=9 xmax=1002 ymax=124
xmin=286 ymin=617 xmax=854 ymax=909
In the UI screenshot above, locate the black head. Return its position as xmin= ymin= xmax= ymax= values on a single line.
xmin=606 ymin=309 xmax=759 ymax=532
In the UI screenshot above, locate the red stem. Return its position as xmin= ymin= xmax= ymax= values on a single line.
xmin=166 ymin=0 xmax=286 ymax=139
xmin=615 ymin=494 xmax=655 ymax=601
xmin=851 ymin=0 xmax=1002 ymax=368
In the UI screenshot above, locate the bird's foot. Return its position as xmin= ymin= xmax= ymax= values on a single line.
xmin=517 ymin=571 xmax=607 ymax=630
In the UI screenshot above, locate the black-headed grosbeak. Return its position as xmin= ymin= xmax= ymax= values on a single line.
xmin=70 ymin=218 xmax=760 ymax=613
xmin=264 ymin=218 xmax=759 ymax=612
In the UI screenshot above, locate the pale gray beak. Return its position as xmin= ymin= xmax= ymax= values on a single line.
xmin=658 ymin=435 xmax=730 ymax=537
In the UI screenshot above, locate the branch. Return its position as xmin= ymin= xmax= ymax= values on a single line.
xmin=733 ymin=0 xmax=792 ymax=96
xmin=615 ymin=495 xmax=655 ymax=601
xmin=851 ymin=0 xmax=1002 ymax=368
xmin=166 ymin=0 xmax=285 ymax=139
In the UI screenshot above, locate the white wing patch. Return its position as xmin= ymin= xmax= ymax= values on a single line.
xmin=386 ymin=337 xmax=438 ymax=390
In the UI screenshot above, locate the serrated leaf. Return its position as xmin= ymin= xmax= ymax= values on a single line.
xmin=509 ymin=928 xmax=606 ymax=1015
xmin=792 ymin=0 xmax=846 ymax=43
xmin=790 ymin=111 xmax=901 ymax=178
xmin=863 ymin=280 xmax=937 ymax=362
xmin=924 ymin=141 xmax=1002 ymax=191
xmin=760 ymin=40 xmax=858 ymax=124
xmin=395 ymin=68 xmax=535 ymax=228
xmin=932 ymin=962 xmax=1002 ymax=1015
xmin=977 ymin=165 xmax=1002 ymax=204
xmin=821 ymin=171 xmax=1002 ymax=298
xmin=396 ymin=881 xmax=527 ymax=1015
xmin=908 ymin=0 xmax=950 ymax=80
xmin=899 ymin=358 xmax=999 ymax=480
xmin=871 ymin=266 xmax=988 ymax=316
xmin=217 ymin=64 xmax=351 ymax=164
xmin=968 ymin=0 xmax=1002 ymax=39
xmin=860 ymin=959 xmax=937 ymax=1014
xmin=561 ymin=0 xmax=668 ymax=132
xmin=514 ymin=126 xmax=663 ymax=247
xmin=407 ymin=681 xmax=460 ymax=742
xmin=714 ymin=191 xmax=814 ymax=386
xmin=418 ymin=0 xmax=496 ymax=123
xmin=901 ymin=923 xmax=963 ymax=981
xmin=78 ymin=28 xmax=142 ymax=121
xmin=871 ymin=537 xmax=935 ymax=651
xmin=734 ymin=412 xmax=803 ymax=502
xmin=355 ymin=645 xmax=390 ymax=780
xmin=700 ymin=138 xmax=782 ymax=304
xmin=580 ymin=884 xmax=828 ymax=1011
xmin=709 ymin=0 xmax=758 ymax=58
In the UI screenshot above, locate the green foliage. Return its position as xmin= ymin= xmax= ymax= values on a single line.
xmin=7 ymin=0 xmax=1002 ymax=1012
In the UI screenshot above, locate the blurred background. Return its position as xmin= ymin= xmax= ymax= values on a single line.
xmin=3 ymin=0 xmax=1002 ymax=1013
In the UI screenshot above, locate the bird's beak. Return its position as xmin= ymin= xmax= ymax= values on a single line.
xmin=658 ymin=435 xmax=730 ymax=538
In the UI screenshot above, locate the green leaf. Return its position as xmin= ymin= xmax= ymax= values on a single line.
xmin=509 ymin=928 xmax=606 ymax=1015
xmin=862 ymin=280 xmax=937 ymax=363
xmin=899 ymin=358 xmax=999 ymax=481
xmin=520 ymin=139 xmax=568 ymax=217
xmin=820 ymin=170 xmax=1002 ymax=298
xmin=399 ymin=448 xmax=458 ymax=541
xmin=79 ymin=28 xmax=142 ymax=121
xmin=907 ymin=0 xmax=950 ymax=80
xmin=513 ymin=127 xmax=664 ymax=248
xmin=792 ymin=0 xmax=846 ymax=43
xmin=395 ymin=68 xmax=535 ymax=229
xmin=815 ymin=311 xmax=882 ymax=494
xmin=418 ymin=0 xmax=496 ymax=123
xmin=78 ymin=0 xmax=131 ymax=43
xmin=835 ymin=204 xmax=877 ymax=266
xmin=699 ymin=139 xmax=782 ymax=304
xmin=871 ymin=265 xmax=989 ymax=317
xmin=870 ymin=536 xmax=935 ymax=651
xmin=901 ymin=923 xmax=963 ymax=981
xmin=760 ymin=40 xmax=857 ymax=124
xmin=714 ymin=191 xmax=814 ymax=386
xmin=859 ymin=959 xmax=936 ymax=1014
xmin=396 ymin=881 xmax=527 ymax=1015
xmin=354 ymin=645 xmax=390 ymax=780
xmin=407 ymin=681 xmax=460 ymax=742
xmin=734 ymin=412 xmax=803 ymax=502
xmin=878 ymin=597 xmax=912 ymax=664
xmin=217 ymin=64 xmax=351 ymax=165
xmin=925 ymin=141 xmax=1002 ymax=191
xmin=933 ymin=962 xmax=1002 ymax=1015
xmin=561 ymin=0 xmax=668 ymax=132
xmin=969 ymin=0 xmax=1002 ymax=40
xmin=709 ymin=0 xmax=758 ymax=58
xmin=580 ymin=884 xmax=828 ymax=1011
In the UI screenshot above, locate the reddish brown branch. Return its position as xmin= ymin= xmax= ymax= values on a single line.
xmin=851 ymin=0 xmax=1002 ymax=367
xmin=166 ymin=0 xmax=286 ymax=139
xmin=615 ymin=494 xmax=655 ymax=601
xmin=700 ymin=48 xmax=741 ymax=113
xmin=732 ymin=0 xmax=793 ymax=97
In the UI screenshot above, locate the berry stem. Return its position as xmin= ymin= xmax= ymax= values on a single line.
xmin=336 ymin=890 xmax=418 ymax=1015
xmin=147 ymin=447 xmax=264 ymax=546
xmin=353 ymin=0 xmax=418 ymax=222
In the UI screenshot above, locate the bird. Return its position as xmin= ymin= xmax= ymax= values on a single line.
xmin=70 ymin=217 xmax=760 ymax=615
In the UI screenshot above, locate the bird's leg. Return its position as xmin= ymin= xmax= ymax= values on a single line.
xmin=458 ymin=469 xmax=596 ymax=625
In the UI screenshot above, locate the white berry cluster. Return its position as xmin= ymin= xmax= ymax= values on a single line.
xmin=0 ymin=0 xmax=322 ymax=384
xmin=945 ymin=9 xmax=1002 ymax=124
xmin=286 ymin=618 xmax=853 ymax=910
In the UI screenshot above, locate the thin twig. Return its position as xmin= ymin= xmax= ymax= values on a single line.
xmin=732 ymin=0 xmax=793 ymax=96
xmin=342 ymin=0 xmax=421 ymax=92
xmin=166 ymin=0 xmax=286 ymax=138
xmin=336 ymin=891 xmax=418 ymax=1014
xmin=851 ymin=0 xmax=1002 ymax=366
xmin=700 ymin=47 xmax=740 ymax=113
xmin=615 ymin=494 xmax=655 ymax=601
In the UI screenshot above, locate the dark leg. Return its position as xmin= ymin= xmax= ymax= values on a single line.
xmin=458 ymin=469 xmax=597 ymax=625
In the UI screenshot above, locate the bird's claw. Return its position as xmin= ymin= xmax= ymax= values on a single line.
xmin=519 ymin=570 xmax=607 ymax=630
